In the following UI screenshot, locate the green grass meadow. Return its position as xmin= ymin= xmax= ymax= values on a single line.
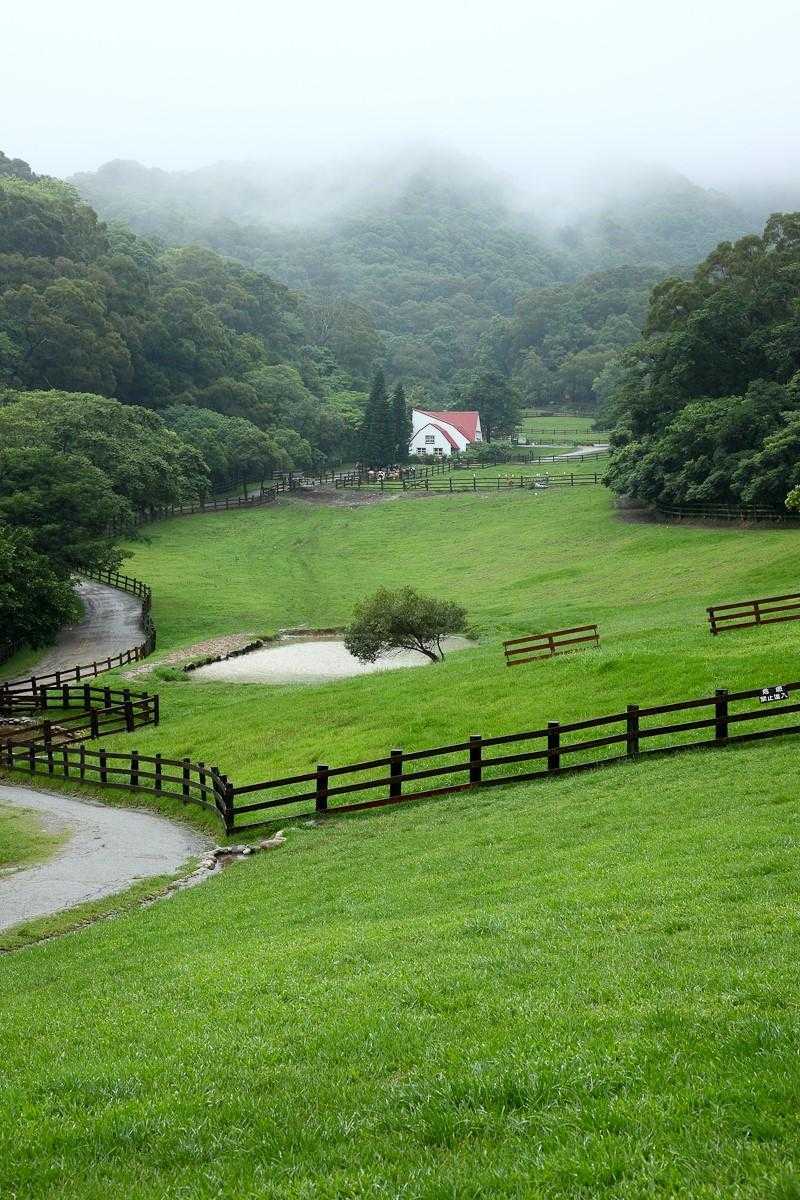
xmin=2 ymin=487 xmax=800 ymax=1196
xmin=0 ymin=802 xmax=65 ymax=871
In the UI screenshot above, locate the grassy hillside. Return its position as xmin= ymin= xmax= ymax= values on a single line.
xmin=2 ymin=489 xmax=800 ymax=1196
xmin=2 ymin=742 xmax=799 ymax=1198
xmin=100 ymin=489 xmax=797 ymax=788
xmin=0 ymin=803 xmax=65 ymax=870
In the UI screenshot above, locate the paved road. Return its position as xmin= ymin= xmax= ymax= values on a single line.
xmin=23 ymin=581 xmax=144 ymax=678
xmin=553 ymin=443 xmax=608 ymax=460
xmin=0 ymin=784 xmax=210 ymax=931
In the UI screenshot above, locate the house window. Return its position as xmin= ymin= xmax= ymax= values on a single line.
xmin=434 ymin=447 xmax=444 ymax=457
xmin=425 ymin=434 xmax=435 ymax=444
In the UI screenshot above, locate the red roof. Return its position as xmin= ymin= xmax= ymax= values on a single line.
xmin=417 ymin=420 xmax=460 ymax=450
xmin=420 ymin=410 xmax=480 ymax=441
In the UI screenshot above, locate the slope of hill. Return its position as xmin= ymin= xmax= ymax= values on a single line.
xmin=3 ymin=487 xmax=800 ymax=1197
xmin=72 ymin=153 xmax=754 ymax=397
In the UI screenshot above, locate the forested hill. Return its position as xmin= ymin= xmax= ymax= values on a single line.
xmin=553 ymin=166 xmax=750 ymax=274
xmin=72 ymin=156 xmax=752 ymax=397
xmin=604 ymin=213 xmax=800 ymax=510
xmin=0 ymin=152 xmax=383 ymax=463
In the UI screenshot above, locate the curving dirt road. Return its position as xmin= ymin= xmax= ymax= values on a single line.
xmin=0 ymin=784 xmax=210 ymax=931
xmin=23 ymin=580 xmax=144 ymax=678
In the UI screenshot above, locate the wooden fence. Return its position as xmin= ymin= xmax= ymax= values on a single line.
xmin=708 ymin=592 xmax=800 ymax=635
xmin=4 ymin=671 xmax=800 ymax=835
xmin=503 ymin=625 xmax=600 ymax=665
xmin=657 ymin=502 xmax=800 ymax=525
xmin=222 ymin=680 xmax=800 ymax=831
xmin=127 ymin=483 xmax=285 ymax=528
xmin=0 ymin=682 xmax=231 ymax=825
xmin=1 ymin=567 xmax=156 ymax=702
xmin=335 ymin=472 xmax=604 ymax=493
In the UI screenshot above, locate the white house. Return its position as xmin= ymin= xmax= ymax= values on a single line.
xmin=409 ymin=409 xmax=483 ymax=457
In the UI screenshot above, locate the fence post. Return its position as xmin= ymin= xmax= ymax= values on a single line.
xmin=223 ymin=778 xmax=235 ymax=834
xmin=389 ymin=748 xmax=403 ymax=800
xmin=469 ymin=735 xmax=482 ymax=785
xmin=130 ymin=749 xmax=140 ymax=789
xmin=626 ymin=704 xmax=640 ymax=758
xmin=547 ymin=722 xmax=560 ymax=772
xmin=90 ymin=708 xmax=99 ymax=738
xmin=99 ymin=748 xmax=108 ymax=784
xmin=715 ymin=688 xmax=729 ymax=743
xmin=155 ymin=753 xmax=163 ymax=794
xmin=315 ymin=763 xmax=329 ymax=813
xmin=182 ymin=758 xmax=191 ymax=804
xmin=754 ymin=600 xmax=762 ymax=625
xmin=123 ymin=689 xmax=134 ymax=732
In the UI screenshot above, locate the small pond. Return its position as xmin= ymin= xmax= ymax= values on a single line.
xmin=191 ymin=636 xmax=475 ymax=684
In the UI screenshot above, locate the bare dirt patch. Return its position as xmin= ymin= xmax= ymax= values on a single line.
xmin=125 ymin=633 xmax=264 ymax=679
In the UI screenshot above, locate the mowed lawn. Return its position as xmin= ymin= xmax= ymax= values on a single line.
xmin=2 ymin=488 xmax=800 ymax=1197
xmin=0 ymin=803 xmax=65 ymax=870
xmin=2 ymin=744 xmax=800 ymax=1198
xmin=87 ymin=487 xmax=800 ymax=794
xmin=520 ymin=412 xmax=610 ymax=441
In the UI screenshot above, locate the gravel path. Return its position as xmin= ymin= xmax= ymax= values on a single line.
xmin=0 ymin=784 xmax=210 ymax=931
xmin=23 ymin=581 xmax=144 ymax=678
xmin=552 ymin=443 xmax=608 ymax=459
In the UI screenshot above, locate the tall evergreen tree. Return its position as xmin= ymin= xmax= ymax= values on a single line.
xmin=390 ymin=381 xmax=412 ymax=461
xmin=359 ymin=369 xmax=392 ymax=466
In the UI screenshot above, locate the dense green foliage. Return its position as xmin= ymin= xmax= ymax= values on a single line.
xmin=0 ymin=388 xmax=208 ymax=645
xmin=73 ymin=157 xmax=750 ymax=400
xmin=605 ymin=214 xmax=800 ymax=507
xmin=357 ymin=370 xmax=411 ymax=466
xmin=0 ymin=526 xmax=79 ymax=650
xmin=476 ymin=265 xmax=664 ymax=410
xmin=344 ymin=585 xmax=467 ymax=663
xmin=0 ymin=155 xmax=375 ymax=470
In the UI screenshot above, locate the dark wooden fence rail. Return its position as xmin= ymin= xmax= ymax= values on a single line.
xmin=5 ymin=676 xmax=800 ymax=835
xmin=1 ymin=568 xmax=156 ymax=701
xmin=125 ymin=483 xmax=285 ymax=528
xmin=334 ymin=472 xmax=604 ymax=493
xmin=332 ymin=457 xmax=608 ymax=490
xmin=708 ymin=592 xmax=800 ymax=635
xmin=225 ymin=680 xmax=800 ymax=832
xmin=657 ymin=503 xmax=800 ymax=525
xmin=504 ymin=625 xmax=600 ymax=665
xmin=0 ymin=682 xmax=231 ymax=826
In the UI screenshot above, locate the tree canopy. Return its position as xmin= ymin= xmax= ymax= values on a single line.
xmin=0 ymin=159 xmax=380 ymax=472
xmin=344 ymin=587 xmax=467 ymax=664
xmin=604 ymin=215 xmax=800 ymax=508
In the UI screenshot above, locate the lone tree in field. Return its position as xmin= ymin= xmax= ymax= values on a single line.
xmin=344 ymin=587 xmax=467 ymax=664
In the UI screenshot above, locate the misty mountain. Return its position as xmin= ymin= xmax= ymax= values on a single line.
xmin=72 ymin=152 xmax=754 ymax=395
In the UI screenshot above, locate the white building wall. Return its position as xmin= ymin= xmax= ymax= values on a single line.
xmin=409 ymin=411 xmax=470 ymax=456
xmin=409 ymin=423 xmax=458 ymax=457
